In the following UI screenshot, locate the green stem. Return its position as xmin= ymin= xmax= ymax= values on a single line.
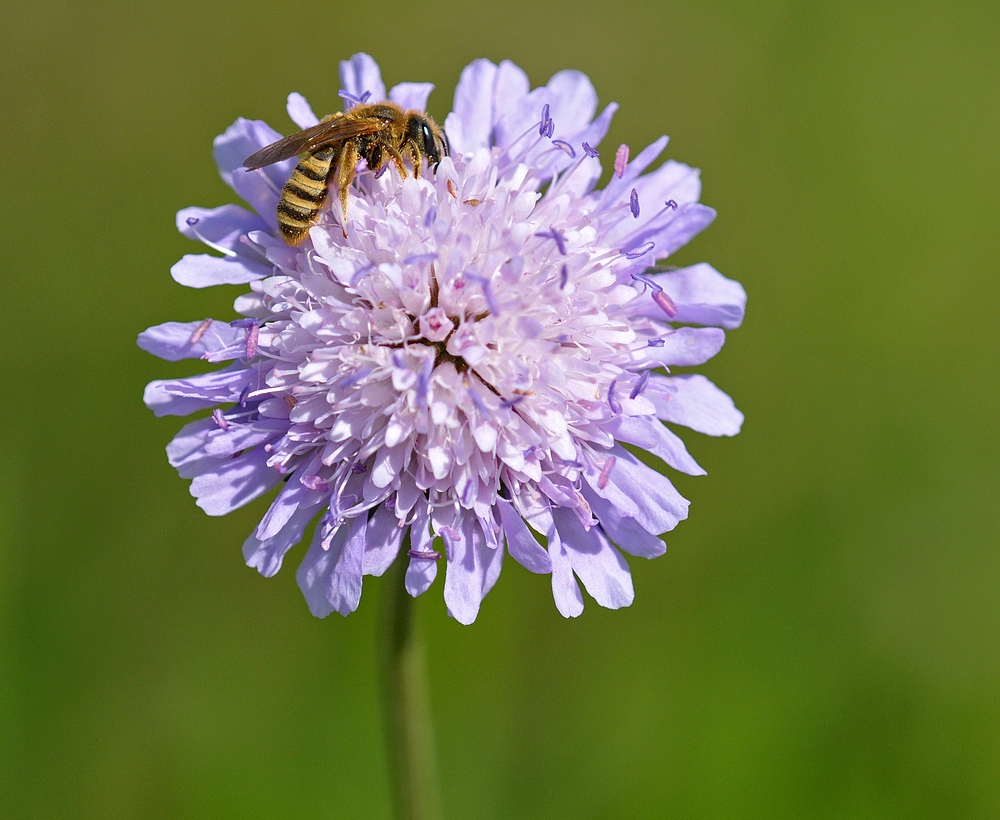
xmin=379 ymin=552 xmax=442 ymax=820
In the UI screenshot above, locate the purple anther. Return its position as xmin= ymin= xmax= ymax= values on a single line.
xmin=630 ymin=188 xmax=640 ymax=219
xmin=238 ymin=384 xmax=251 ymax=407
xmin=186 ymin=216 xmax=200 ymax=226
xmin=653 ymin=290 xmax=678 ymax=318
xmin=665 ymin=199 xmax=678 ymax=210
xmin=482 ymin=280 xmax=499 ymax=315
xmin=338 ymin=89 xmax=372 ymax=105
xmin=597 ymin=455 xmax=617 ymax=490
xmin=301 ymin=475 xmax=329 ymax=492
xmin=630 ymin=272 xmax=663 ymax=292
xmin=407 ymin=548 xmax=442 ymax=560
xmin=559 ymin=264 xmax=569 ymax=289
xmin=625 ymin=241 xmax=655 ymax=260
xmin=539 ymin=104 xmax=551 ymax=137
xmin=630 ymin=370 xmax=651 ymax=400
xmin=229 ymin=318 xmax=256 ymax=328
xmin=374 ymin=162 xmax=389 ymax=179
xmin=461 ymin=481 xmax=476 ymax=506
xmin=608 ymin=379 xmax=621 ymax=414
xmin=245 ymin=323 xmax=259 ymax=358
xmin=439 ymin=526 xmax=460 ymax=559
xmin=416 ymin=357 xmax=433 ymax=409
xmin=424 ymin=206 xmax=437 ymax=227
xmin=351 ymin=462 xmax=369 ymax=475
xmin=392 ymin=351 xmax=406 ymax=368
xmin=340 ymin=365 xmax=374 ymax=388
xmin=535 ymin=229 xmax=567 ymax=255
xmin=501 ymin=395 xmax=525 ymax=409
xmin=647 ymin=338 xmax=665 ymax=348
xmin=523 ymin=445 xmax=538 ymax=459
xmin=404 ymin=253 xmax=438 ymax=265
xmin=467 ymin=385 xmax=488 ymax=415
xmin=552 ymin=139 xmax=576 ymax=157
xmin=614 ymin=144 xmax=630 ymax=178
xmin=582 ymin=142 xmax=599 ymax=158
xmin=212 ymin=408 xmax=228 ymax=431
xmin=188 ymin=318 xmax=212 ymax=344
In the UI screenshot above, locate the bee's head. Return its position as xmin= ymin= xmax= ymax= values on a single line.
xmin=407 ymin=113 xmax=449 ymax=167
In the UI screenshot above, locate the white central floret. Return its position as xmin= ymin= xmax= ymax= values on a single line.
xmin=245 ymin=148 xmax=661 ymax=542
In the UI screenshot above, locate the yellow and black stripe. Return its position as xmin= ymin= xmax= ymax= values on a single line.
xmin=276 ymin=146 xmax=336 ymax=245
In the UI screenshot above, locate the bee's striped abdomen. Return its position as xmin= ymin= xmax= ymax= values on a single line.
xmin=276 ymin=147 xmax=336 ymax=245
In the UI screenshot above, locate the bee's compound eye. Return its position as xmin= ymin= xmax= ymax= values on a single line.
xmin=421 ymin=122 xmax=437 ymax=158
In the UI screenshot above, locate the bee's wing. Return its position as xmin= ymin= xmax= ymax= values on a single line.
xmin=243 ymin=116 xmax=387 ymax=170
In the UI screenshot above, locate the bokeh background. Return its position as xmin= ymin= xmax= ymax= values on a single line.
xmin=3 ymin=0 xmax=999 ymax=816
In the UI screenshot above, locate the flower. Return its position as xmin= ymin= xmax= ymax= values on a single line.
xmin=139 ymin=54 xmax=746 ymax=624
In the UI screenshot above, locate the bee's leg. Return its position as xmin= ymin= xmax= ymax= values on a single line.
xmin=389 ymin=148 xmax=408 ymax=180
xmin=336 ymin=141 xmax=361 ymax=223
xmin=407 ymin=142 xmax=423 ymax=179
xmin=366 ymin=144 xmax=384 ymax=177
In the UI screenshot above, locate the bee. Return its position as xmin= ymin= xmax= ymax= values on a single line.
xmin=243 ymin=102 xmax=449 ymax=245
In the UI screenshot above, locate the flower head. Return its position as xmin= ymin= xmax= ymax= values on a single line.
xmin=139 ymin=54 xmax=746 ymax=623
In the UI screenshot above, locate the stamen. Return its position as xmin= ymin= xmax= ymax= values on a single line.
xmin=302 ymin=475 xmax=329 ymax=492
xmin=424 ymin=206 xmax=437 ymax=227
xmin=535 ymin=229 xmax=567 ymax=255
xmin=340 ymin=366 xmax=374 ymax=389
xmin=185 ymin=217 xmax=238 ymax=258
xmin=350 ymin=262 xmax=376 ymax=286
xmin=283 ymin=394 xmax=298 ymax=409
xmin=614 ymin=144 xmax=630 ymax=178
xmin=630 ymin=370 xmax=651 ymax=399
xmin=407 ymin=548 xmax=442 ymax=560
xmin=404 ymin=253 xmax=438 ymax=265
xmin=653 ymin=290 xmax=678 ymax=318
xmin=582 ymin=142 xmax=599 ymax=158
xmin=665 ymin=199 xmax=678 ymax=210
xmin=439 ymin=526 xmax=460 ymax=560
xmin=212 ymin=408 xmax=228 ymax=431
xmin=523 ymin=445 xmax=538 ymax=458
xmin=374 ymin=162 xmax=389 ymax=180
xmin=630 ymin=272 xmax=663 ymax=293
xmin=245 ymin=323 xmax=259 ymax=358
xmin=447 ymin=179 xmax=458 ymax=199
xmin=608 ymin=379 xmax=621 ymax=414
xmin=416 ymin=357 xmax=433 ymax=409
xmin=560 ymin=264 xmax=569 ymax=289
xmin=647 ymin=338 xmax=665 ymax=348
xmin=461 ymin=481 xmax=476 ymax=506
xmin=598 ymin=456 xmax=617 ymax=489
xmin=466 ymin=381 xmax=489 ymax=415
xmin=238 ymin=384 xmax=251 ymax=407
xmin=551 ymin=139 xmax=576 ymax=157
xmin=188 ymin=318 xmax=212 ymax=344
xmin=630 ymin=188 xmax=640 ymax=218
xmin=467 ymin=273 xmax=500 ymax=315
xmin=625 ymin=241 xmax=655 ymax=260
xmin=538 ymin=104 xmax=551 ymax=137
xmin=501 ymin=395 xmax=525 ymax=409
xmin=351 ymin=462 xmax=369 ymax=475
xmin=338 ymin=89 xmax=372 ymax=106
xmin=230 ymin=318 xmax=256 ymax=328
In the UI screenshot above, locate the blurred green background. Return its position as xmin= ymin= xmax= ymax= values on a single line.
xmin=2 ymin=0 xmax=999 ymax=816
